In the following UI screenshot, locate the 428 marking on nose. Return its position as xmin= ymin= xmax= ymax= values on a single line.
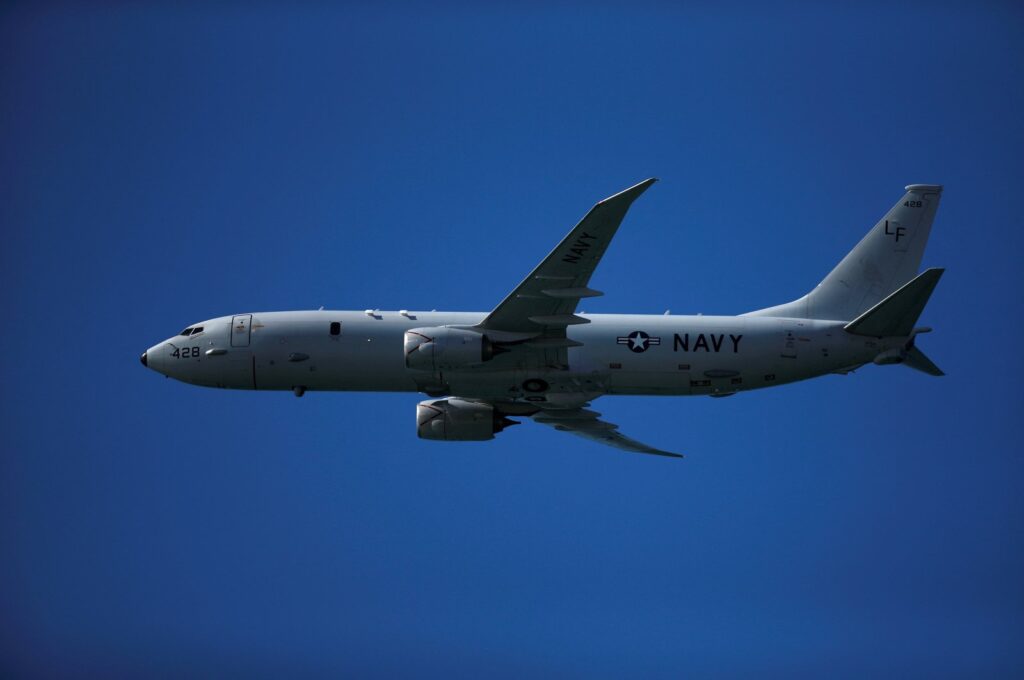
xmin=171 ymin=346 xmax=201 ymax=358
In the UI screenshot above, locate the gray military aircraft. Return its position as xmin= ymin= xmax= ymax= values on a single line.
xmin=141 ymin=180 xmax=944 ymax=457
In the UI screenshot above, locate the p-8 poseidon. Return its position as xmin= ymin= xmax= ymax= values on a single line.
xmin=141 ymin=180 xmax=944 ymax=457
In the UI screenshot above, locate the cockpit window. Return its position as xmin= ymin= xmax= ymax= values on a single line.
xmin=180 ymin=327 xmax=194 ymax=336
xmin=191 ymin=326 xmax=204 ymax=335
xmin=179 ymin=326 xmax=204 ymax=336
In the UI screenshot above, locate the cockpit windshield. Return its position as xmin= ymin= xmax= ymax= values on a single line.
xmin=179 ymin=326 xmax=204 ymax=336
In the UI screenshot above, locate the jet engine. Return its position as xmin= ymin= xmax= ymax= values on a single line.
xmin=404 ymin=327 xmax=501 ymax=372
xmin=416 ymin=398 xmax=518 ymax=441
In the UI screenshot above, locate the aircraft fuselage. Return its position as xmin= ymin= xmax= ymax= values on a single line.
xmin=144 ymin=310 xmax=889 ymax=402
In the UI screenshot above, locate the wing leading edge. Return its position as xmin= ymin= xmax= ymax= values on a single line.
xmin=477 ymin=178 xmax=657 ymax=336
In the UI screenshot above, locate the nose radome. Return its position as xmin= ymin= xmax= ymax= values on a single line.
xmin=140 ymin=351 xmax=148 ymax=367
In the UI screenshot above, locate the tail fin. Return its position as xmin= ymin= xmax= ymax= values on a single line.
xmin=748 ymin=184 xmax=943 ymax=321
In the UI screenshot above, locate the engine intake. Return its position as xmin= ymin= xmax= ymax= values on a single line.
xmin=416 ymin=398 xmax=518 ymax=442
xmin=405 ymin=326 xmax=500 ymax=372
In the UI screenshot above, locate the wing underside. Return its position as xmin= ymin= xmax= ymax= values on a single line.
xmin=531 ymin=408 xmax=682 ymax=458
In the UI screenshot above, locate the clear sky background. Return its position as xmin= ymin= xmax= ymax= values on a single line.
xmin=2 ymin=2 xmax=1022 ymax=677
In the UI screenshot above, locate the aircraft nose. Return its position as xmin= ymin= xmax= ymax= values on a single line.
xmin=140 ymin=351 xmax=148 ymax=367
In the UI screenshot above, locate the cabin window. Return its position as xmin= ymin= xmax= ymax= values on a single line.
xmin=329 ymin=322 xmax=341 ymax=336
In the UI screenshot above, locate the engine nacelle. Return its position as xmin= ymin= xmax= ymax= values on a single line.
xmin=416 ymin=398 xmax=518 ymax=442
xmin=405 ymin=326 xmax=498 ymax=372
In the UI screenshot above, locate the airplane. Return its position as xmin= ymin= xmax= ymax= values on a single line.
xmin=141 ymin=179 xmax=944 ymax=458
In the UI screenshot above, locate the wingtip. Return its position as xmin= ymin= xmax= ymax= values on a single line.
xmin=599 ymin=177 xmax=659 ymax=205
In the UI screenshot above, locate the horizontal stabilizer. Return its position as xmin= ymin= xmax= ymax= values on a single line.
xmin=845 ymin=268 xmax=944 ymax=338
xmin=904 ymin=346 xmax=945 ymax=376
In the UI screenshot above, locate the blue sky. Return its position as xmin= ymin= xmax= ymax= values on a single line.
xmin=2 ymin=2 xmax=1022 ymax=677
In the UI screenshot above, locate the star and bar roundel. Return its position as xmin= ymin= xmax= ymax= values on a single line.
xmin=616 ymin=330 xmax=661 ymax=353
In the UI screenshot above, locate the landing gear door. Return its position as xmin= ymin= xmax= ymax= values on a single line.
xmin=231 ymin=314 xmax=252 ymax=347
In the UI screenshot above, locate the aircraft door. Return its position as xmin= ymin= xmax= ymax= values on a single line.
xmin=231 ymin=314 xmax=252 ymax=347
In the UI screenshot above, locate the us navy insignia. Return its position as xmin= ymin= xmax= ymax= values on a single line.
xmin=617 ymin=330 xmax=660 ymax=353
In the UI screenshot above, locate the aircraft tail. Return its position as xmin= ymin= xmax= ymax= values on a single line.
xmin=844 ymin=268 xmax=944 ymax=337
xmin=903 ymin=345 xmax=944 ymax=377
xmin=747 ymin=184 xmax=943 ymax=321
xmin=844 ymin=267 xmax=945 ymax=377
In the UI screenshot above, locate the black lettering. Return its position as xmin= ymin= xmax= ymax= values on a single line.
xmin=674 ymin=333 xmax=689 ymax=351
xmin=710 ymin=334 xmax=724 ymax=352
xmin=730 ymin=334 xmax=743 ymax=353
xmin=884 ymin=220 xmax=907 ymax=243
xmin=693 ymin=334 xmax=709 ymax=352
xmin=562 ymin=233 xmax=598 ymax=263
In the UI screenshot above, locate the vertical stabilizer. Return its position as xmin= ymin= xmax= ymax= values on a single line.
xmin=748 ymin=185 xmax=943 ymax=321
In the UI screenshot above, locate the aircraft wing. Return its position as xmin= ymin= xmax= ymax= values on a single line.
xmin=477 ymin=178 xmax=657 ymax=336
xmin=531 ymin=407 xmax=682 ymax=458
